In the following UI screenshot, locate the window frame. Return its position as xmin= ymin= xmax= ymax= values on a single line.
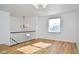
xmin=48 ymin=17 xmax=61 ymax=33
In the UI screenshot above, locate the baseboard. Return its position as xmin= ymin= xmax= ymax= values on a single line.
xmin=36 ymin=38 xmax=76 ymax=44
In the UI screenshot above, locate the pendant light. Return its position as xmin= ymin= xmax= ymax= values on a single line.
xmin=20 ymin=16 xmax=27 ymax=30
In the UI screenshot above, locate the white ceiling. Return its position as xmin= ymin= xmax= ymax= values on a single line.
xmin=0 ymin=4 xmax=79 ymax=17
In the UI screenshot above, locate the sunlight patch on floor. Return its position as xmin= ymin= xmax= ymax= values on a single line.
xmin=17 ymin=42 xmax=52 ymax=54
xmin=32 ymin=42 xmax=52 ymax=48
xmin=17 ymin=45 xmax=41 ymax=54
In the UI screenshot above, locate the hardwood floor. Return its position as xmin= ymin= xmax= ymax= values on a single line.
xmin=0 ymin=39 xmax=78 ymax=54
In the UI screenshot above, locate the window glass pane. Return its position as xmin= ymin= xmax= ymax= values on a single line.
xmin=48 ymin=18 xmax=60 ymax=32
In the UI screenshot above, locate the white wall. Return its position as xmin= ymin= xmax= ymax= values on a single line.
xmin=36 ymin=12 xmax=77 ymax=42
xmin=76 ymin=10 xmax=79 ymax=50
xmin=0 ymin=10 xmax=10 ymax=45
xmin=10 ymin=16 xmax=22 ymax=32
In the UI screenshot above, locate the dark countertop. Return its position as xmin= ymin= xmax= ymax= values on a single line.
xmin=10 ymin=31 xmax=36 ymax=33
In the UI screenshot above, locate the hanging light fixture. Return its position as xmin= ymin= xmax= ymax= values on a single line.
xmin=20 ymin=16 xmax=27 ymax=30
xmin=33 ymin=4 xmax=48 ymax=9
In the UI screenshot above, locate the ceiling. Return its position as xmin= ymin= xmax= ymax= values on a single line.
xmin=0 ymin=4 xmax=79 ymax=17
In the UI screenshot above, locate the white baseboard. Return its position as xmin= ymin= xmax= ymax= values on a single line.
xmin=37 ymin=38 xmax=76 ymax=43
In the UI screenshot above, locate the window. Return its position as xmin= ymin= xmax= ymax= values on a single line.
xmin=48 ymin=17 xmax=61 ymax=32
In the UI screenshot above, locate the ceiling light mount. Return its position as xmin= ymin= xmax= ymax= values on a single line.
xmin=33 ymin=4 xmax=48 ymax=9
